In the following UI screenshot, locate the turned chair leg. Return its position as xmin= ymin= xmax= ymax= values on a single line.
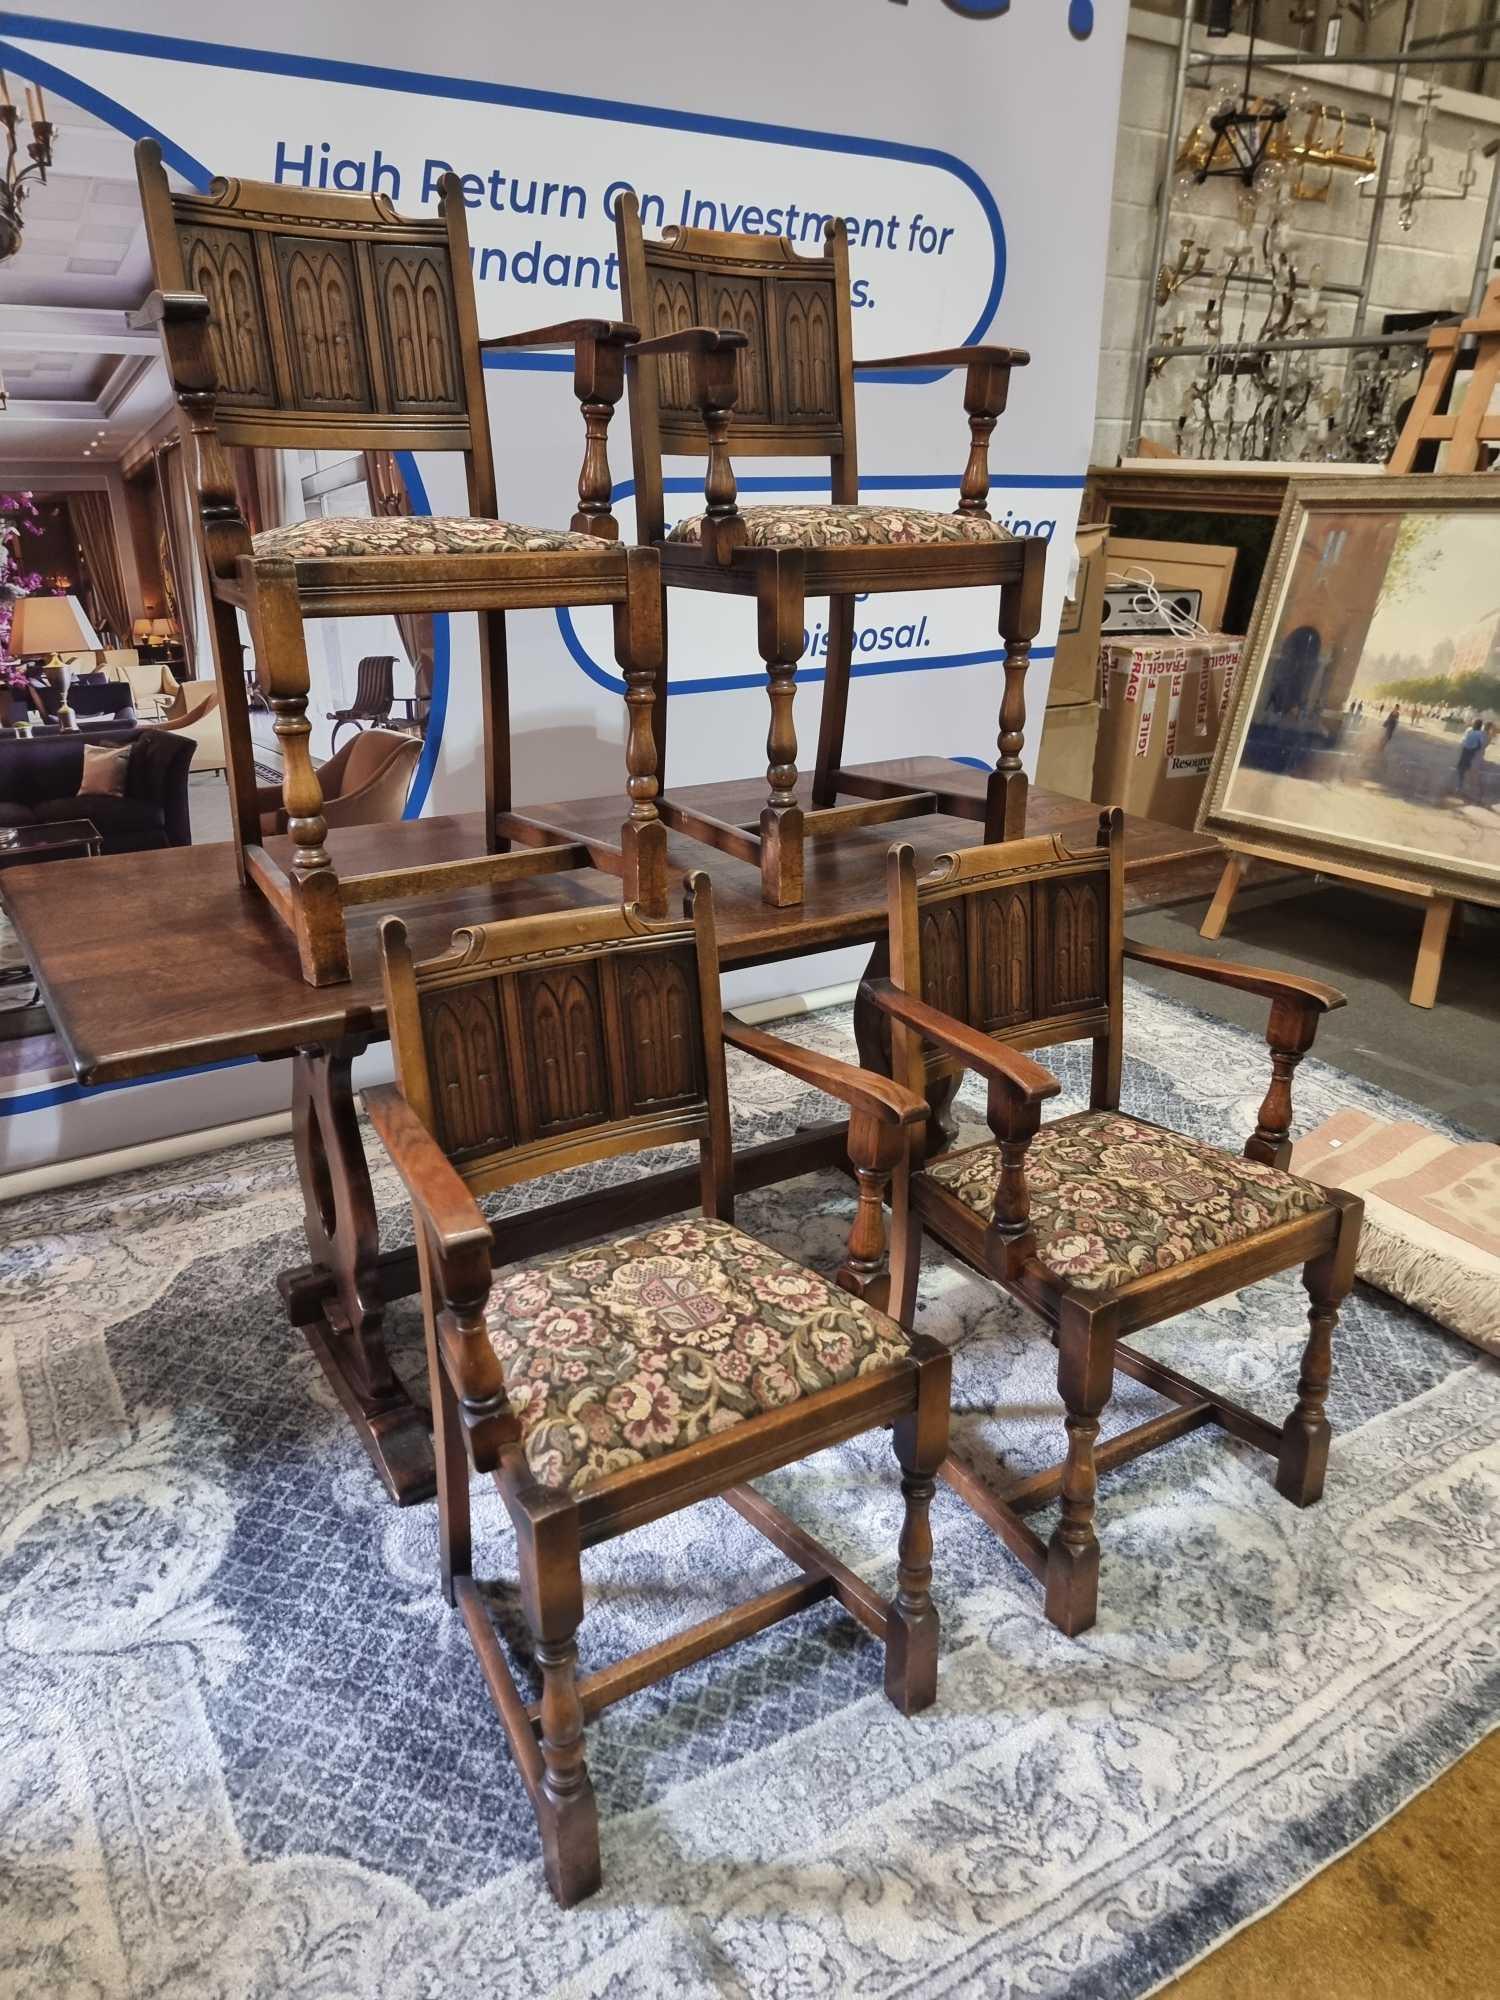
xmin=613 ymin=546 xmax=667 ymax=917
xmin=757 ymin=550 xmax=806 ymax=908
xmin=987 ymin=540 xmax=1044 ymax=842
xmin=1276 ymin=1258 xmax=1342 ymax=1508
xmin=1044 ymin=1308 xmax=1115 ymax=1638
xmin=884 ymin=1343 xmax=950 ymax=1714
xmin=810 ymin=591 xmax=856 ymax=810
xmin=516 ymin=1495 xmax=600 ymax=1906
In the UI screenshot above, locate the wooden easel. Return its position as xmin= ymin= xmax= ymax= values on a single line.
xmin=1199 ymin=840 xmax=1490 ymax=1009
xmin=1201 ymin=305 xmax=1500 ymax=1005
xmin=1386 ymin=278 xmax=1500 ymax=473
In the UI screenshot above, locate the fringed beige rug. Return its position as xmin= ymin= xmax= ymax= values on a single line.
xmin=1293 ymin=1112 xmax=1500 ymax=1357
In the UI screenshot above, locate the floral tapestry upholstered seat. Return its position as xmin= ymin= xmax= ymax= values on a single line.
xmin=485 ymin=1217 xmax=911 ymax=1493
xmin=925 ymin=1110 xmax=1331 ymax=1297
xmin=666 ymin=503 xmax=1015 ymax=552
xmin=251 ymin=516 xmax=605 ymax=561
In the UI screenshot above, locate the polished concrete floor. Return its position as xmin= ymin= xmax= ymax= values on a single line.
xmin=1123 ymin=875 xmax=1500 ymax=1139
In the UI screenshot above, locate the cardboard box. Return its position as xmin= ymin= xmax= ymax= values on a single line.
xmin=1102 ymin=535 xmax=1239 ymax=635
xmin=1035 ymin=699 xmax=1101 ymax=800
xmin=1048 ymin=523 xmax=1110 ymax=707
xmin=1092 ymin=635 xmax=1242 ymax=830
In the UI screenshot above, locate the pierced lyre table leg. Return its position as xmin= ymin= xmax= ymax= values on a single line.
xmin=279 ymin=1037 xmax=436 ymax=1504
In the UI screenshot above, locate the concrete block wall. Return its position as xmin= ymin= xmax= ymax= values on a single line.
xmin=1093 ymin=8 xmax=1500 ymax=465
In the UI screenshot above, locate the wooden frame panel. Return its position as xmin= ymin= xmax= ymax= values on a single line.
xmin=140 ymin=158 xmax=476 ymax=449
xmin=883 ymin=824 xmax=1121 ymax=1099
xmin=386 ymin=888 xmax=730 ymax=1202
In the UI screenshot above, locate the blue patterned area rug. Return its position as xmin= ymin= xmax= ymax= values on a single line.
xmin=2 ymin=985 xmax=1497 ymax=1999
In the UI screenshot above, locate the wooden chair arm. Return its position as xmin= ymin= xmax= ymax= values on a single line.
xmin=629 ymin=326 xmax=749 ymax=358
xmin=1122 ymin=938 xmax=1345 ymax=1015
xmin=864 ymin=979 xmax=1062 ymax=1107
xmin=364 ymin=1083 xmax=491 ymax=1262
xmin=364 ymin=1084 xmax=514 ymax=1468
xmin=480 ymin=321 xmax=643 ymax=536
xmin=722 ymin=1014 xmax=929 ymax=1127
xmin=478 ymin=317 xmax=639 ymax=351
xmin=855 ymin=347 xmax=1028 ymax=517
xmin=128 ymin=288 xmax=211 ymax=332
xmin=854 ymin=344 xmax=1031 ymax=370
xmin=1122 ymin=940 xmax=1343 ymax=1170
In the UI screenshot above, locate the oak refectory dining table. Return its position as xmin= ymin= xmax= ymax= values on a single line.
xmin=1 ymin=761 xmax=1214 ymax=1504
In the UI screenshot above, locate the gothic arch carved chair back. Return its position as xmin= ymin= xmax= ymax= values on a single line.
xmin=366 ymin=875 xmax=951 ymax=1905
xmin=135 ymin=140 xmax=667 ymax=984
xmin=856 ymin=811 xmax=1363 ymax=1637
xmin=616 ymin=192 xmax=1047 ymax=910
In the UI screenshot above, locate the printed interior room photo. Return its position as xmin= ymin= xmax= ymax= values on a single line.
xmin=0 ymin=99 xmax=431 ymax=1104
xmin=0 ymin=5 xmax=1497 ymax=2000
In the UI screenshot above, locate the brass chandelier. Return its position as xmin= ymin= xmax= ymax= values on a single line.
xmin=0 ymin=72 xmax=55 ymax=266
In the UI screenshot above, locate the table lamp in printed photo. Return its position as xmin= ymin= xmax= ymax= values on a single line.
xmin=9 ymin=594 xmax=101 ymax=731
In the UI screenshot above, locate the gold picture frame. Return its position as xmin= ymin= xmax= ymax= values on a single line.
xmin=1199 ymin=474 xmax=1500 ymax=909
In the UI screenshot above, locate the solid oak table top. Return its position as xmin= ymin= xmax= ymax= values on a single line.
xmin=1 ymin=761 xmax=1211 ymax=1086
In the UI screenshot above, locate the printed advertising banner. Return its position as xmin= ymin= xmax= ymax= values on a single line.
xmin=0 ymin=1 xmax=1126 ymax=1170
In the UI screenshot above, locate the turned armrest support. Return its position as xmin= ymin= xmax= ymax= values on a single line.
xmin=865 ymin=979 xmax=1062 ymax=1107
xmin=1122 ymin=939 xmax=1345 ymax=1168
xmin=364 ymin=1084 xmax=514 ymax=1462
xmin=855 ymin=346 xmax=1030 ymax=516
xmin=481 ymin=319 xmax=643 ymax=538
xmin=634 ymin=327 xmax=748 ymax=557
xmin=865 ymin=981 xmax=1056 ymax=1265
xmin=722 ymin=1014 xmax=929 ymax=1127
xmin=722 ymin=1014 xmax=925 ymax=1315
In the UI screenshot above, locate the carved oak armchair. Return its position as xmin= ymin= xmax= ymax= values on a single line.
xmin=367 ymin=875 xmax=950 ymax=1905
xmin=856 ymin=811 xmax=1363 ymax=1637
xmin=135 ymin=141 xmax=667 ymax=984
xmin=614 ymin=195 xmax=1047 ymax=909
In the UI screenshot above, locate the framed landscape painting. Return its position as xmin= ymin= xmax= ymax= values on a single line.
xmin=1200 ymin=475 xmax=1500 ymax=904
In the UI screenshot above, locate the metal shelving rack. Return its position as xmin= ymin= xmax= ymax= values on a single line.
xmin=1127 ymin=0 xmax=1500 ymax=453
